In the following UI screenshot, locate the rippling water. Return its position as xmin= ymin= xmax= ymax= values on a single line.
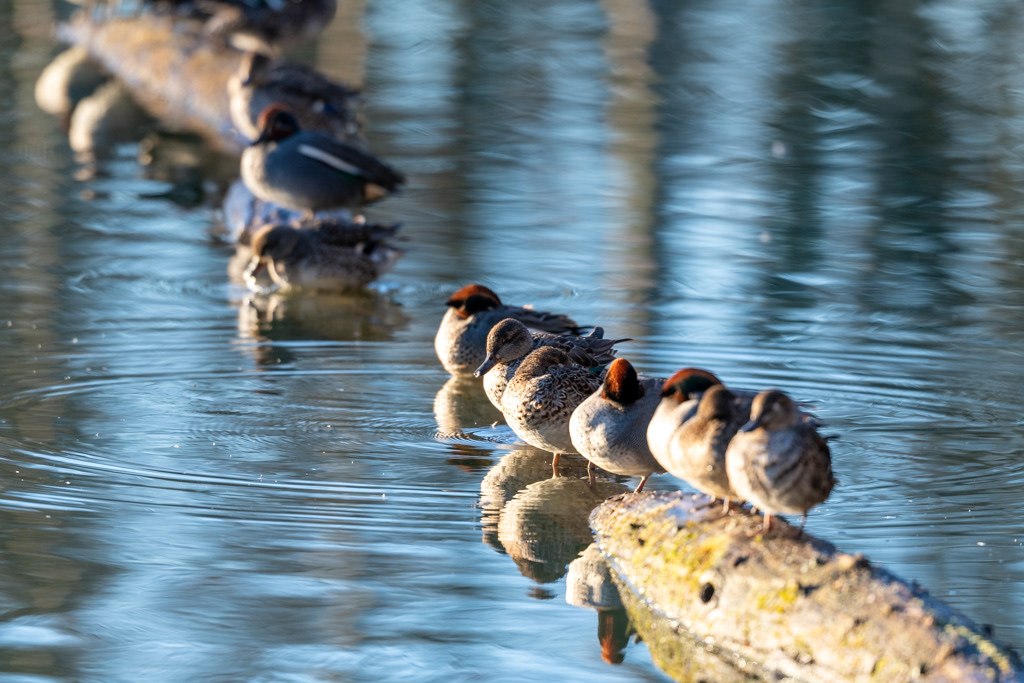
xmin=2 ymin=0 xmax=1024 ymax=679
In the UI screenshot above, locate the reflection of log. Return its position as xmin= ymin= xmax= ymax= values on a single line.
xmin=58 ymin=14 xmax=246 ymax=153
xmin=591 ymin=492 xmax=1023 ymax=682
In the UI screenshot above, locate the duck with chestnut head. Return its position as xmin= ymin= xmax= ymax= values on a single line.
xmin=569 ymin=358 xmax=666 ymax=492
xmin=241 ymin=105 xmax=404 ymax=218
xmin=434 ymin=283 xmax=586 ymax=376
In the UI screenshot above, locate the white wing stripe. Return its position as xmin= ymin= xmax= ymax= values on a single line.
xmin=299 ymin=144 xmax=364 ymax=177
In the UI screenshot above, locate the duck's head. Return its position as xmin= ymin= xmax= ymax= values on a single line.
xmin=514 ymin=346 xmax=570 ymax=379
xmin=254 ymin=104 xmax=300 ymax=144
xmin=601 ymin=358 xmax=643 ymax=405
xmin=445 ymin=283 xmax=501 ymax=319
xmin=696 ymin=383 xmax=735 ymax=420
xmin=740 ymin=389 xmax=797 ymax=432
xmin=474 ymin=318 xmax=533 ymax=377
xmin=248 ymin=223 xmax=300 ymax=275
xmin=659 ymin=367 xmax=721 ymax=402
xmin=238 ymin=51 xmax=272 ymax=87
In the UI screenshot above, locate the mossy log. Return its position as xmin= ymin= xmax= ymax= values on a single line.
xmin=57 ymin=14 xmax=245 ymax=153
xmin=590 ymin=491 xmax=1022 ymax=682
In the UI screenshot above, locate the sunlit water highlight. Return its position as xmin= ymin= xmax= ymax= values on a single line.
xmin=2 ymin=0 xmax=1024 ymax=680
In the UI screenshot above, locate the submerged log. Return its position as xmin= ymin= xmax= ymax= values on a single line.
xmin=57 ymin=14 xmax=246 ymax=153
xmin=591 ymin=491 xmax=1022 ymax=682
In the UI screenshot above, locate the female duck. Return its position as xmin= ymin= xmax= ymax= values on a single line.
xmin=243 ymin=219 xmax=400 ymax=293
xmin=501 ymin=346 xmax=603 ymax=474
xmin=569 ymin=358 xmax=665 ymax=492
xmin=725 ymin=389 xmax=835 ymax=532
xmin=434 ymin=284 xmax=584 ymax=376
xmin=229 ymin=52 xmax=362 ymax=144
xmin=474 ymin=318 xmax=621 ymax=410
xmin=663 ymin=383 xmax=748 ymax=511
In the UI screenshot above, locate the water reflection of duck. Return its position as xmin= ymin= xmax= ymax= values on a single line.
xmin=566 ymin=544 xmax=632 ymax=665
xmin=501 ymin=347 xmax=603 ymax=474
xmin=233 ymin=287 xmax=408 ymax=357
xmin=434 ymin=283 xmax=584 ymax=377
xmin=474 ymin=318 xmax=622 ymax=411
xmin=498 ymin=476 xmax=625 ymax=586
xmin=241 ymin=105 xmax=404 ymax=217
xmin=433 ymin=375 xmax=502 ymax=439
xmin=570 ymin=358 xmax=666 ymax=492
xmin=228 ymin=52 xmax=361 ymax=144
xmin=241 ymin=219 xmax=401 ymax=293
xmin=725 ymin=389 xmax=835 ymax=532
xmin=479 ymin=447 xmax=590 ymax=553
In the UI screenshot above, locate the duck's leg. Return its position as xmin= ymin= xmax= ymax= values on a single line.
xmin=722 ymin=497 xmax=733 ymax=514
xmin=587 ymin=461 xmax=595 ymax=487
xmin=551 ymin=452 xmax=561 ymax=477
xmin=633 ymin=476 xmax=648 ymax=493
xmin=762 ymin=512 xmax=773 ymax=533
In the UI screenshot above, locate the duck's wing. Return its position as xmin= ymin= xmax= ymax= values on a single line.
xmin=297 ymin=135 xmax=405 ymax=190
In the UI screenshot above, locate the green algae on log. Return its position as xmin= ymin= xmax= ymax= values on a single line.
xmin=590 ymin=491 xmax=1023 ymax=682
xmin=57 ymin=14 xmax=246 ymax=153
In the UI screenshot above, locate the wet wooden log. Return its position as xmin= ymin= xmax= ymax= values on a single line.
xmin=590 ymin=491 xmax=1023 ymax=682
xmin=57 ymin=14 xmax=246 ymax=154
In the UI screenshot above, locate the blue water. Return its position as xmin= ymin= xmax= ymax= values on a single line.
xmin=1 ymin=0 xmax=1023 ymax=680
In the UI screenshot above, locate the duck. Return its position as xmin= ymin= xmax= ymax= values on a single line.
xmin=569 ymin=358 xmax=666 ymax=492
xmin=434 ymin=283 xmax=585 ymax=376
xmin=645 ymin=367 xmax=723 ymax=467
xmin=662 ymin=383 xmax=749 ymax=511
xmin=474 ymin=318 xmax=623 ymax=411
xmin=242 ymin=218 xmax=401 ymax=292
xmin=240 ymin=105 xmax=404 ymax=217
xmin=228 ymin=52 xmax=362 ymax=144
xmin=153 ymin=0 xmax=338 ymax=55
xmin=725 ymin=389 xmax=835 ymax=532
xmin=501 ymin=346 xmax=604 ymax=475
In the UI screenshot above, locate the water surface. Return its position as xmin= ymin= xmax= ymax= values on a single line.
xmin=2 ymin=0 xmax=1024 ymax=680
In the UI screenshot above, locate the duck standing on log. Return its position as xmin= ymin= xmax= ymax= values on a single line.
xmin=240 ymin=104 xmax=404 ymax=218
xmin=569 ymin=358 xmax=666 ymax=492
xmin=725 ymin=388 xmax=835 ymax=532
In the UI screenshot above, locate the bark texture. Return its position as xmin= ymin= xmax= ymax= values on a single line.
xmin=591 ymin=491 xmax=1022 ymax=682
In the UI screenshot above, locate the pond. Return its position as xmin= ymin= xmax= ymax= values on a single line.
xmin=1 ymin=0 xmax=1023 ymax=679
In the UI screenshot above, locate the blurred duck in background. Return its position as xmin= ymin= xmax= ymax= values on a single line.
xmin=240 ymin=105 xmax=404 ymax=217
xmin=242 ymin=218 xmax=401 ymax=293
xmin=228 ymin=52 xmax=362 ymax=144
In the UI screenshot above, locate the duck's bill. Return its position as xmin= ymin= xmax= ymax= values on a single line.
xmin=473 ymin=356 xmax=497 ymax=377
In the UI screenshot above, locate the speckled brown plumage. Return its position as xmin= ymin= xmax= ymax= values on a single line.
xmin=501 ymin=346 xmax=604 ymax=458
xmin=475 ymin=318 xmax=624 ymax=410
